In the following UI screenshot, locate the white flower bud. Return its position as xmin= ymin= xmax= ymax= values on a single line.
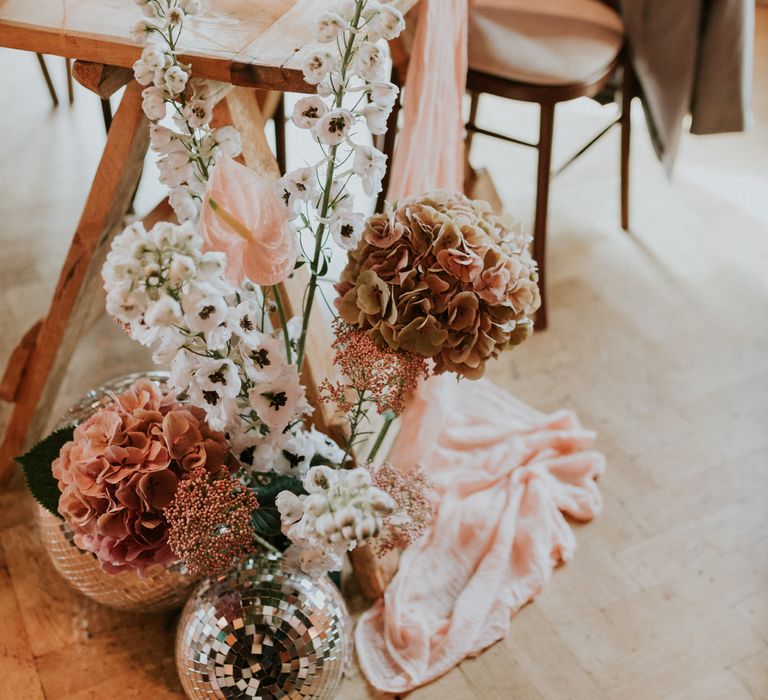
xmin=303 ymin=494 xmax=328 ymax=517
xmin=315 ymin=512 xmax=338 ymax=536
xmin=276 ymin=490 xmax=304 ymax=524
xmin=304 ymin=465 xmax=336 ymax=494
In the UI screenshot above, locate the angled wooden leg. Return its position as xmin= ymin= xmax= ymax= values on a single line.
xmin=534 ymin=102 xmax=555 ymax=331
xmin=620 ymin=62 xmax=634 ymax=232
xmin=64 ymin=57 xmax=75 ymax=104
xmin=0 ymin=81 xmax=149 ymax=482
xmin=273 ymin=93 xmax=287 ymax=176
xmin=36 ymin=54 xmax=58 ymax=107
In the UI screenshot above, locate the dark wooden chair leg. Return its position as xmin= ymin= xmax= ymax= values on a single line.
xmin=376 ymin=92 xmax=402 ymax=212
xmin=274 ymin=93 xmax=287 ymax=176
xmin=533 ymin=102 xmax=555 ymax=331
xmin=466 ymin=90 xmax=480 ymax=159
xmin=620 ymin=63 xmax=633 ymax=231
xmin=36 ymin=53 xmax=58 ymax=107
xmin=101 ymin=97 xmax=113 ymax=133
xmin=64 ymin=57 xmax=75 ymax=104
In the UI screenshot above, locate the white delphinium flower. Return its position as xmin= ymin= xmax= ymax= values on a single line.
xmin=163 ymin=65 xmax=189 ymax=95
xmin=353 ymin=144 xmax=387 ymax=195
xmin=292 ymin=95 xmax=328 ymax=129
xmin=144 ymin=295 xmax=183 ymax=328
xmin=353 ymin=42 xmax=388 ymax=82
xmin=285 ymin=167 xmax=320 ymax=202
xmin=314 ymin=13 xmax=348 ymax=43
xmin=141 ymin=86 xmax=167 ymax=120
xmin=312 ymin=108 xmax=354 ymax=145
xmin=362 ymin=103 xmax=389 ymax=134
xmin=301 ymin=49 xmax=336 ymax=85
xmin=133 ymin=59 xmax=155 ymax=86
xmin=248 ymin=366 xmax=309 ymax=439
xmin=181 ymin=98 xmax=213 ymax=129
xmin=239 ymin=332 xmax=287 ymax=383
xmin=370 ymin=81 xmax=399 ymax=109
xmin=158 ymin=149 xmax=193 ymax=187
xmin=330 ymin=210 xmax=365 ymax=250
xmin=306 ymin=426 xmax=346 ymax=465
xmin=368 ymin=4 xmax=405 ymax=41
xmin=273 ymin=177 xmax=300 ymax=220
xmin=168 ymin=187 xmax=198 ymax=223
xmin=188 ymin=358 xmax=242 ymax=409
xmin=149 ymin=124 xmax=176 ymax=152
xmin=166 ymin=7 xmax=185 ymax=27
xmin=179 ymin=0 xmax=202 ymax=15
xmin=129 ymin=19 xmax=162 ymax=44
xmin=183 ymin=283 xmax=230 ymax=335
xmin=273 ymin=429 xmax=315 ymax=477
xmin=214 ymin=126 xmax=242 ymax=158
xmin=142 ymin=45 xmax=167 ymax=71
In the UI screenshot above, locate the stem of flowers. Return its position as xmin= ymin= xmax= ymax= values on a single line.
xmin=367 ymin=410 xmax=395 ymax=463
xmin=340 ymin=389 xmax=368 ymax=468
xmin=296 ymin=0 xmax=365 ymax=370
xmin=271 ymin=285 xmax=292 ymax=364
xmin=252 ymin=531 xmax=281 ymax=555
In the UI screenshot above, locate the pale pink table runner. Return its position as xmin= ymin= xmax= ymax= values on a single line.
xmin=354 ymin=0 xmax=606 ymax=692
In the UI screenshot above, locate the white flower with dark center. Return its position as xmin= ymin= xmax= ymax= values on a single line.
xmin=315 ymin=13 xmax=348 ymax=42
xmin=183 ymin=284 xmax=229 ymax=333
xmin=182 ymin=98 xmax=213 ymax=128
xmin=331 ymin=210 xmax=365 ymax=250
xmin=273 ymin=430 xmax=315 ymax=477
xmin=301 ymin=49 xmax=336 ymax=85
xmin=166 ymin=7 xmax=185 ymax=26
xmin=370 ymin=81 xmax=399 ymax=109
xmin=248 ymin=367 xmax=307 ymax=438
xmin=141 ymin=86 xmax=167 ymax=121
xmin=362 ymin=103 xmax=389 ymax=134
xmin=353 ymin=144 xmax=387 ymax=195
xmin=190 ymin=358 xmax=242 ymax=410
xmin=312 ymin=108 xmax=354 ymax=145
xmin=353 ymin=42 xmax=388 ymax=82
xmin=292 ymin=95 xmax=328 ymax=129
xmin=306 ymin=426 xmax=345 ymax=465
xmin=285 ymin=167 xmax=319 ymax=202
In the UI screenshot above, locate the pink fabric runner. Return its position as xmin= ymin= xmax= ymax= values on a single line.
xmin=355 ymin=376 xmax=605 ymax=692
xmin=354 ymin=1 xmax=606 ymax=693
xmin=385 ymin=0 xmax=468 ymax=199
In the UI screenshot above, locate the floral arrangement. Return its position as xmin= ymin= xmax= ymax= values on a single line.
xmin=24 ymin=0 xmax=538 ymax=583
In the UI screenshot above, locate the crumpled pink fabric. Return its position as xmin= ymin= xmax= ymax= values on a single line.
xmin=385 ymin=0 xmax=468 ymax=199
xmin=356 ymin=375 xmax=606 ymax=693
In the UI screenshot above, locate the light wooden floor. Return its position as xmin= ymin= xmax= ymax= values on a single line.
xmin=1 ymin=10 xmax=767 ymax=699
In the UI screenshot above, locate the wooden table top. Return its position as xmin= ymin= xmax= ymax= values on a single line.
xmin=0 ymin=0 xmax=341 ymax=92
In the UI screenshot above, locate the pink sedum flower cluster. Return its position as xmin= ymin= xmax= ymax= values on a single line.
xmin=52 ymin=380 xmax=229 ymax=575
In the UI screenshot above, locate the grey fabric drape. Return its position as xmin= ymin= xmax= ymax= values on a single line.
xmin=620 ymin=0 xmax=754 ymax=172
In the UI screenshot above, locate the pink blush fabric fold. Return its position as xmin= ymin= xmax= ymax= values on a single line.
xmin=355 ymin=376 xmax=606 ymax=693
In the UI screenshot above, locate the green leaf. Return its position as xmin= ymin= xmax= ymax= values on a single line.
xmin=17 ymin=427 xmax=73 ymax=519
xmin=248 ymin=473 xmax=305 ymax=541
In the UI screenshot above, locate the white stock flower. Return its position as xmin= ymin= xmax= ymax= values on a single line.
xmin=353 ymin=42 xmax=388 ymax=82
xmin=292 ymin=95 xmax=328 ymax=129
xmin=141 ymin=86 xmax=167 ymax=121
xmin=353 ymin=144 xmax=387 ymax=195
xmin=301 ymin=49 xmax=336 ymax=85
xmin=144 ymin=295 xmax=183 ymax=327
xmin=314 ymin=13 xmax=348 ymax=43
xmin=276 ymin=491 xmax=304 ymax=524
xmin=214 ymin=126 xmax=242 ymax=158
xmin=362 ymin=103 xmax=389 ymax=135
xmin=370 ymin=81 xmax=399 ymax=109
xmin=312 ymin=108 xmax=354 ymax=145
xmin=331 ymin=210 xmax=365 ymax=250
xmin=285 ymin=167 xmax=319 ymax=202
xmin=163 ymin=65 xmax=189 ymax=94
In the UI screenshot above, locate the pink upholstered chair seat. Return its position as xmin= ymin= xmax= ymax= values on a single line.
xmin=469 ymin=0 xmax=624 ymax=86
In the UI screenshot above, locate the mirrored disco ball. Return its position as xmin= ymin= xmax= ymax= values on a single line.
xmin=176 ymin=554 xmax=353 ymax=699
xmin=37 ymin=371 xmax=196 ymax=612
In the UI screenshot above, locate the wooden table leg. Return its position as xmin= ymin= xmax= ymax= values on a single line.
xmin=0 ymin=81 xmax=149 ymax=482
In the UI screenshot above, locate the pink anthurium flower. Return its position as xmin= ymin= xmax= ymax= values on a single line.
xmin=199 ymin=154 xmax=297 ymax=286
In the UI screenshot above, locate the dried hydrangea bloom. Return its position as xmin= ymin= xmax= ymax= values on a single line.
xmin=52 ymin=380 xmax=230 ymax=575
xmin=319 ymin=321 xmax=429 ymax=416
xmin=369 ymin=462 xmax=436 ymax=556
xmin=335 ymin=191 xmax=541 ymax=378
xmin=164 ymin=466 xmax=259 ymax=575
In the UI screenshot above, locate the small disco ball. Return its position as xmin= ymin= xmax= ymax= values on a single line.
xmin=176 ymin=554 xmax=353 ymax=699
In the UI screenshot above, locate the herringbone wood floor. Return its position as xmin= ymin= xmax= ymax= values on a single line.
xmin=1 ymin=9 xmax=766 ymax=699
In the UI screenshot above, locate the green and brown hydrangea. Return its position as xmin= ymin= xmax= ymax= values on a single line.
xmin=335 ymin=191 xmax=540 ymax=379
